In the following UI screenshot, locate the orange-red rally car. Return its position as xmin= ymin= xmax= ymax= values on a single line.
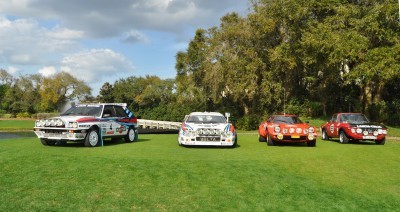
xmin=258 ymin=114 xmax=317 ymax=146
xmin=321 ymin=113 xmax=387 ymax=145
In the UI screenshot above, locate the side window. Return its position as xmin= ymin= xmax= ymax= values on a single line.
xmin=331 ymin=115 xmax=338 ymax=123
xmin=103 ymin=106 xmax=115 ymax=117
xmin=114 ymin=106 xmax=128 ymax=118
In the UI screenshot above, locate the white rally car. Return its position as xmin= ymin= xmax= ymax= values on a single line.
xmin=33 ymin=103 xmax=138 ymax=147
xmin=178 ymin=112 xmax=237 ymax=147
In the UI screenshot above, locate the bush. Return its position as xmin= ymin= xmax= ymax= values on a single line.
xmin=0 ymin=114 xmax=15 ymax=118
xmin=16 ymin=112 xmax=31 ymax=118
xmin=35 ymin=113 xmax=60 ymax=119
xmin=236 ymin=114 xmax=262 ymax=131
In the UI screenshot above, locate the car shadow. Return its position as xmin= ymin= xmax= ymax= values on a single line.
xmin=48 ymin=138 xmax=150 ymax=148
xmin=326 ymin=139 xmax=377 ymax=145
xmin=180 ymin=144 xmax=241 ymax=149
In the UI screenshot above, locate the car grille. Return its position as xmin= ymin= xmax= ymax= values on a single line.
xmin=196 ymin=136 xmax=221 ymax=142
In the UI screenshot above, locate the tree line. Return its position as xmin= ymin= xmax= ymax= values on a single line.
xmin=1 ymin=0 xmax=400 ymax=129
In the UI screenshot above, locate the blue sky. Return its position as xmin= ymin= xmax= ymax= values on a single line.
xmin=0 ymin=0 xmax=249 ymax=95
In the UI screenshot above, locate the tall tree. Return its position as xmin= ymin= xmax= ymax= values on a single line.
xmin=39 ymin=72 xmax=91 ymax=112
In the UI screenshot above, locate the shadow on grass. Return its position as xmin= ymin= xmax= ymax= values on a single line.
xmin=180 ymin=144 xmax=241 ymax=149
xmin=45 ymin=138 xmax=151 ymax=148
xmin=325 ymin=139 xmax=378 ymax=145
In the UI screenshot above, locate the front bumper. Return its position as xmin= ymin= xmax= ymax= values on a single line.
xmin=33 ymin=128 xmax=87 ymax=141
xmin=179 ymin=135 xmax=236 ymax=146
xmin=271 ymin=133 xmax=317 ymax=142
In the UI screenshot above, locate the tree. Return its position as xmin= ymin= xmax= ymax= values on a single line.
xmin=39 ymin=72 xmax=91 ymax=112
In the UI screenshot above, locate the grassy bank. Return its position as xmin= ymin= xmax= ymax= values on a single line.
xmin=1 ymin=134 xmax=400 ymax=211
xmin=0 ymin=119 xmax=35 ymax=131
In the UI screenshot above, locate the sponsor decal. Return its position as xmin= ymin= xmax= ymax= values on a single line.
xmin=79 ymin=124 xmax=90 ymax=128
xmin=106 ymin=131 xmax=115 ymax=135
xmin=117 ymin=125 xmax=125 ymax=134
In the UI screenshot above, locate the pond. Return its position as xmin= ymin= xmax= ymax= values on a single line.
xmin=0 ymin=131 xmax=36 ymax=139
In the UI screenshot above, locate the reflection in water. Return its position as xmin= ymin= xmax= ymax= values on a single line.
xmin=0 ymin=131 xmax=36 ymax=139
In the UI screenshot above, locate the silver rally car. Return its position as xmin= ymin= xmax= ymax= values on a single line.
xmin=178 ymin=112 xmax=237 ymax=147
xmin=33 ymin=103 xmax=138 ymax=147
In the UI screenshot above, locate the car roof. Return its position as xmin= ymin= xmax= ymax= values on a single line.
xmin=334 ymin=112 xmax=363 ymax=115
xmin=76 ymin=103 xmax=127 ymax=107
xmin=272 ymin=114 xmax=297 ymax=117
xmin=189 ymin=112 xmax=224 ymax=116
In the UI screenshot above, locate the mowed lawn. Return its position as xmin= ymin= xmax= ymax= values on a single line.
xmin=1 ymin=133 xmax=400 ymax=211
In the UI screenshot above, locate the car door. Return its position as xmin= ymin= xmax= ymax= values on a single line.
xmin=102 ymin=105 xmax=119 ymax=136
xmin=327 ymin=114 xmax=339 ymax=138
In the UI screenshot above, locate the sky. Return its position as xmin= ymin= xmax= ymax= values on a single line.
xmin=0 ymin=0 xmax=250 ymax=96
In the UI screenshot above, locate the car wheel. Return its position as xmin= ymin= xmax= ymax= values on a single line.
xmin=266 ymin=134 xmax=275 ymax=146
xmin=339 ymin=131 xmax=349 ymax=144
xmin=85 ymin=128 xmax=100 ymax=147
xmin=322 ymin=129 xmax=329 ymax=141
xmin=258 ymin=135 xmax=266 ymax=142
xmin=125 ymin=127 xmax=136 ymax=143
xmin=40 ymin=139 xmax=56 ymax=146
xmin=231 ymin=133 xmax=238 ymax=148
xmin=375 ymin=138 xmax=385 ymax=145
xmin=307 ymin=140 xmax=316 ymax=147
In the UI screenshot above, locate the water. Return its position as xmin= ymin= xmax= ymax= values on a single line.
xmin=0 ymin=131 xmax=36 ymax=139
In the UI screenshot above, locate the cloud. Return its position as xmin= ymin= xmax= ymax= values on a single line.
xmin=121 ymin=30 xmax=150 ymax=44
xmin=0 ymin=0 xmax=248 ymax=38
xmin=0 ymin=16 xmax=81 ymax=65
xmin=38 ymin=66 xmax=57 ymax=77
xmin=60 ymin=49 xmax=134 ymax=84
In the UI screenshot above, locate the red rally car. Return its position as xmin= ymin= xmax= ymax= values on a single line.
xmin=258 ymin=114 xmax=317 ymax=147
xmin=321 ymin=113 xmax=387 ymax=145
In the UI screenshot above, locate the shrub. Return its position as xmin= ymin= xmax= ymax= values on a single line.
xmin=16 ymin=112 xmax=31 ymax=118
xmin=35 ymin=113 xmax=60 ymax=119
xmin=236 ymin=114 xmax=262 ymax=130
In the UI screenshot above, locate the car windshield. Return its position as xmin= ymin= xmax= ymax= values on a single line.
xmin=61 ymin=105 xmax=103 ymax=117
xmin=186 ymin=115 xmax=226 ymax=124
xmin=272 ymin=115 xmax=302 ymax=124
xmin=340 ymin=114 xmax=369 ymax=124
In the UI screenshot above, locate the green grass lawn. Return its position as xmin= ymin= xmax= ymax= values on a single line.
xmin=1 ymin=133 xmax=400 ymax=211
xmin=0 ymin=119 xmax=35 ymax=131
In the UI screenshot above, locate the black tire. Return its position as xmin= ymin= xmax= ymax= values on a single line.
xmin=85 ymin=128 xmax=100 ymax=147
xmin=307 ymin=140 xmax=316 ymax=147
xmin=375 ymin=138 xmax=386 ymax=145
xmin=266 ymin=134 xmax=275 ymax=146
xmin=40 ymin=139 xmax=56 ymax=146
xmin=259 ymin=135 xmax=266 ymax=142
xmin=124 ymin=127 xmax=136 ymax=143
xmin=321 ymin=129 xmax=329 ymax=141
xmin=339 ymin=131 xmax=349 ymax=144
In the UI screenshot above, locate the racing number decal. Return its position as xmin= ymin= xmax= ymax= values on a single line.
xmin=329 ymin=124 xmax=334 ymax=134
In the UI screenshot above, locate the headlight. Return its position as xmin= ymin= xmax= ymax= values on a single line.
xmin=373 ymin=131 xmax=379 ymax=136
xmin=351 ymin=128 xmax=356 ymax=133
xmin=304 ymin=129 xmax=309 ymax=134
xmin=289 ymin=128 xmax=295 ymax=133
xmin=356 ymin=128 xmax=362 ymax=134
xmin=282 ymin=128 xmax=288 ymax=134
xmin=56 ymin=119 xmax=64 ymax=126
xmin=308 ymin=127 xmax=314 ymax=133
xmin=296 ymin=128 xmax=302 ymax=133
xmin=69 ymin=122 xmax=78 ymax=128
xmin=378 ymin=129 xmax=383 ymax=134
xmin=363 ymin=131 xmax=368 ymax=136
xmin=274 ymin=126 xmax=280 ymax=133
xmin=35 ymin=120 xmax=43 ymax=127
xmin=45 ymin=119 xmax=51 ymax=126
xmin=382 ymin=130 xmax=387 ymax=134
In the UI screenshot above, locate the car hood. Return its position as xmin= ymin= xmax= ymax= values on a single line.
xmin=48 ymin=116 xmax=99 ymax=123
xmin=184 ymin=123 xmax=230 ymax=131
xmin=349 ymin=122 xmax=385 ymax=129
